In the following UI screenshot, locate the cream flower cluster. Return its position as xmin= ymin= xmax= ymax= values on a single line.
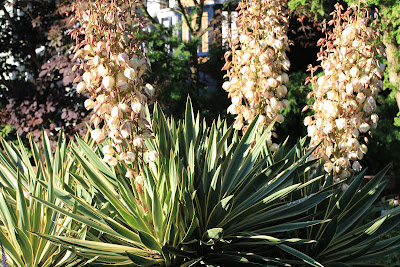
xmin=222 ymin=0 xmax=291 ymax=150
xmin=70 ymin=0 xmax=157 ymax=175
xmin=305 ymin=3 xmax=384 ymax=180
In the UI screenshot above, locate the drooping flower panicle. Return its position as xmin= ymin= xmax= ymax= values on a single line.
xmin=305 ymin=3 xmax=384 ymax=180
xmin=222 ymin=0 xmax=291 ymax=150
xmin=70 ymin=0 xmax=156 ymax=177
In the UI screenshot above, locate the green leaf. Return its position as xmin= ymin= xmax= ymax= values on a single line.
xmin=126 ymin=252 xmax=163 ymax=266
xmin=180 ymin=257 xmax=203 ymax=267
xmin=0 ymin=229 xmax=24 ymax=267
xmin=138 ymin=231 xmax=162 ymax=252
xmin=316 ymin=216 xmax=338 ymax=253
xmin=16 ymin=172 xmax=29 ymax=232
xmin=152 ymin=187 xmax=163 ymax=240
xmin=31 ymin=195 xmax=118 ymax=237
xmin=278 ymin=244 xmax=323 ymax=267
xmin=34 ymin=233 xmax=148 ymax=255
xmin=41 ymin=130 xmax=54 ymax=176
xmin=221 ymin=115 xmax=261 ymax=195
xmin=206 ymin=195 xmax=233 ymax=228
xmin=15 ymin=228 xmax=33 ymax=266
xmin=260 ymin=220 xmax=329 ymax=234
xmin=206 ymin=228 xmax=223 ymax=240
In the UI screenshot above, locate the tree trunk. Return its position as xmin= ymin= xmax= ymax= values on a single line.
xmin=189 ymin=44 xmax=200 ymax=100
xmin=382 ymin=29 xmax=400 ymax=111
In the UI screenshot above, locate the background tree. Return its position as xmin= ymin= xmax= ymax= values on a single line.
xmin=0 ymin=0 xmax=88 ymax=143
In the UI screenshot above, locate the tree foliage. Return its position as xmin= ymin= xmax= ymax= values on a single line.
xmin=0 ymin=0 xmax=88 ymax=143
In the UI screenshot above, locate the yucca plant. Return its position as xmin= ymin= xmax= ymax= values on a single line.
xmin=291 ymin=162 xmax=400 ymax=266
xmin=153 ymin=99 xmax=336 ymax=266
xmin=269 ymin=137 xmax=400 ymax=266
xmin=31 ymin=99 xmax=339 ymax=266
xmin=32 ymin=118 xmax=196 ymax=265
xmin=0 ymin=132 xmax=89 ymax=266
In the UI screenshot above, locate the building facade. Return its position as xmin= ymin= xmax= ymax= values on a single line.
xmin=144 ymin=0 xmax=238 ymax=56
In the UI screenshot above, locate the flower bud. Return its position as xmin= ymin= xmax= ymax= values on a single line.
xmin=117 ymin=81 xmax=129 ymax=90
xmin=84 ymin=99 xmax=95 ymax=110
xmin=102 ymin=145 xmax=114 ymax=155
xmin=111 ymin=106 xmax=120 ymax=118
xmin=77 ymin=81 xmax=87 ymax=93
xmin=102 ymin=76 xmax=115 ymax=90
xmin=324 ymin=162 xmax=334 ymax=173
xmin=335 ymin=118 xmax=346 ymax=130
xmin=147 ymin=151 xmax=159 ymax=162
xmin=132 ymin=135 xmax=144 ymax=147
xmin=352 ymin=161 xmax=362 ymax=172
xmin=132 ymin=102 xmax=142 ymax=114
xmin=270 ymin=143 xmax=279 ymax=152
xmin=108 ymin=156 xmax=118 ymax=166
xmin=124 ymin=67 xmax=136 ymax=80
xmin=359 ymin=122 xmax=370 ymax=133
xmin=282 ymin=99 xmax=289 ymax=108
xmin=124 ymin=151 xmax=136 ymax=163
xmin=135 ymin=175 xmax=144 ymax=186
xmin=323 ymin=122 xmax=334 ymax=134
xmin=125 ymin=169 xmax=135 ymax=178
xmin=341 ymin=183 xmax=349 ymax=191
xmin=92 ymin=55 xmax=101 ymax=67
xmin=350 ymin=67 xmax=359 ymax=77
xmin=239 ymin=34 xmax=249 ymax=44
xmin=304 ymin=116 xmax=313 ymax=126
xmin=117 ymin=53 xmax=129 ymax=64
xmin=145 ymin=84 xmax=154 ymax=96
xmin=98 ymin=64 xmax=108 ymax=77
xmin=267 ymin=78 xmax=278 ymax=88
xmin=371 ymin=114 xmax=379 ymax=124
xmin=233 ymin=116 xmax=244 ymax=130
xmin=276 ymin=85 xmax=287 ymax=97
xmin=307 ymin=125 xmax=318 ymax=137
xmin=91 ymin=129 xmax=105 ymax=143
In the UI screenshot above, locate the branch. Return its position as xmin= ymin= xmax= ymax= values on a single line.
xmin=193 ymin=0 xmax=204 ymax=33
xmin=137 ymin=1 xmax=164 ymax=30
xmin=176 ymin=0 xmax=196 ymax=33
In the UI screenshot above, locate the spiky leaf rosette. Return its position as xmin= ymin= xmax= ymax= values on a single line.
xmin=0 ymin=132 xmax=88 ymax=266
xmin=31 ymin=99 xmax=335 ymax=266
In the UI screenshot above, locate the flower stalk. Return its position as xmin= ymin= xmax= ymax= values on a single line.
xmin=70 ymin=0 xmax=157 ymax=181
xmin=305 ymin=2 xmax=385 ymax=180
xmin=222 ymin=0 xmax=291 ymax=150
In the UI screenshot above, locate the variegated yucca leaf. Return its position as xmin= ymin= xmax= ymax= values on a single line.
xmin=0 ymin=132 xmax=89 ymax=266
xmin=292 ymin=162 xmax=400 ymax=266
